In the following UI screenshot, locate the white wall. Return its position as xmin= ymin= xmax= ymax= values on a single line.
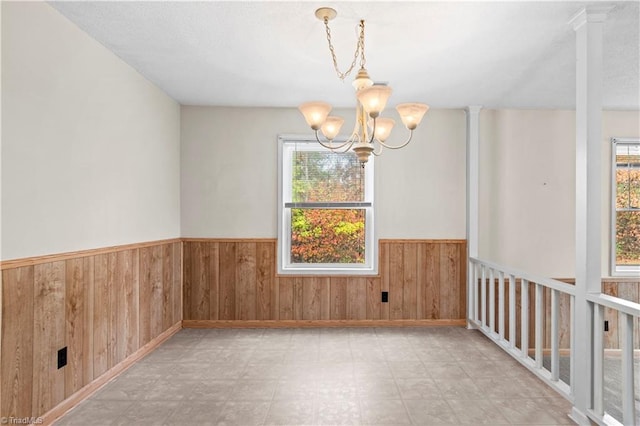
xmin=479 ymin=109 xmax=640 ymax=278
xmin=1 ymin=2 xmax=181 ymax=260
xmin=180 ymin=106 xmax=467 ymax=239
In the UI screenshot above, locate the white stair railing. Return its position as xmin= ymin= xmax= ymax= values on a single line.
xmin=469 ymin=257 xmax=575 ymax=400
xmin=586 ymin=293 xmax=640 ymax=426
xmin=469 ymin=257 xmax=639 ymax=426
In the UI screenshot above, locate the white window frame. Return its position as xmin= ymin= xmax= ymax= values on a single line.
xmin=277 ymin=135 xmax=376 ymax=275
xmin=610 ymin=137 xmax=640 ymax=276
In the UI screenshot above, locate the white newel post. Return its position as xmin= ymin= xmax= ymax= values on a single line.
xmin=569 ymin=7 xmax=611 ymax=424
xmin=466 ymin=106 xmax=481 ymax=329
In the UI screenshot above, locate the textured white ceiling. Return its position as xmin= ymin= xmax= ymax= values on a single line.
xmin=49 ymin=1 xmax=639 ymax=109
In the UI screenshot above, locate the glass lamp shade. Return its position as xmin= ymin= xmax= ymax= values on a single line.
xmin=299 ymin=102 xmax=331 ymax=130
xmin=396 ymin=103 xmax=429 ymax=130
xmin=372 ymin=117 xmax=395 ymax=142
xmin=357 ymin=85 xmax=392 ymax=118
xmin=320 ymin=116 xmax=345 ymax=140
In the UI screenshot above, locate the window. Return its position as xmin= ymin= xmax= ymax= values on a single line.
xmin=278 ymin=136 xmax=375 ymax=274
xmin=611 ymin=138 xmax=640 ymax=276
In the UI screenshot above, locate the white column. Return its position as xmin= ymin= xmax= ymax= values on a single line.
xmin=466 ymin=106 xmax=481 ymax=328
xmin=569 ymin=7 xmax=612 ymax=424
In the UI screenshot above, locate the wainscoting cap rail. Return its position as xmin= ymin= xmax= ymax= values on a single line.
xmin=0 ymin=238 xmax=182 ymax=270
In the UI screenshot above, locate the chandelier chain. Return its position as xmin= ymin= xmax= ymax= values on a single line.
xmin=324 ymin=18 xmax=366 ymax=81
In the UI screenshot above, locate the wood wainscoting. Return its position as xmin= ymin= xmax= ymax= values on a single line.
xmin=0 ymin=240 xmax=182 ymax=423
xmin=182 ymin=239 xmax=467 ymax=325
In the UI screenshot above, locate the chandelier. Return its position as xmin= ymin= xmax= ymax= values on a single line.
xmin=299 ymin=7 xmax=430 ymax=164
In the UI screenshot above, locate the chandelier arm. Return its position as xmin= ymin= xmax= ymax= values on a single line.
xmin=371 ymin=143 xmax=384 ymax=156
xmin=315 ymin=130 xmax=356 ymax=152
xmin=320 ymin=139 xmax=356 ymax=154
xmin=377 ymin=129 xmax=415 ymax=150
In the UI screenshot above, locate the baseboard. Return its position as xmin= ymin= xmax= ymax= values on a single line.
xmin=41 ymin=321 xmax=182 ymax=426
xmin=182 ymin=319 xmax=467 ymax=328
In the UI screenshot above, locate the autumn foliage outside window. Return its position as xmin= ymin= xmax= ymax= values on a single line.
xmin=614 ymin=142 xmax=640 ymax=268
xmin=289 ymin=150 xmax=368 ymax=264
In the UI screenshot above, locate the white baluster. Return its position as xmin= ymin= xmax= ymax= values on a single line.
xmin=521 ymin=279 xmax=529 ymax=358
xmin=621 ymin=312 xmax=636 ymax=425
xmin=570 ymin=295 xmax=575 ymax=396
xmin=499 ymin=271 xmax=505 ymax=340
xmin=469 ymin=260 xmax=476 ymax=322
xmin=509 ymin=274 xmax=516 ymax=349
xmin=593 ymin=303 xmax=604 ymax=416
xmin=489 ymin=268 xmax=495 ymax=334
xmin=481 ymin=265 xmax=487 ymax=328
xmin=535 ymin=283 xmax=544 ymax=369
xmin=551 ymin=289 xmax=560 ymax=382
xmin=473 ymin=261 xmax=479 ymax=322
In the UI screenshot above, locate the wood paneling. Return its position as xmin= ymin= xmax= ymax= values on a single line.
xmin=347 ymin=278 xmax=367 ymax=320
xmin=93 ymin=254 xmax=110 ymax=378
xmin=182 ymin=239 xmax=468 ymax=322
xmin=1 ymin=266 xmax=34 ymax=418
xmin=402 ymin=245 xmax=418 ymax=319
xmin=219 ymin=242 xmax=236 ymax=320
xmin=32 ymin=261 xmax=65 ymax=415
xmin=387 ymin=242 xmax=404 ymax=320
xmin=148 ymin=247 xmax=163 ymax=341
xmin=106 ymin=252 xmax=118 ymax=369
xmin=330 ymin=277 xmax=348 ymax=320
xmin=278 ymin=277 xmax=294 ymax=320
xmin=162 ymin=244 xmax=173 ymax=330
xmin=380 ymin=243 xmax=390 ymax=320
xmin=184 ymin=242 xmax=215 ymax=321
xmin=64 ymin=257 xmax=93 ymax=398
xmin=365 ymin=277 xmax=382 ymax=320
xmin=172 ymin=243 xmax=183 ymax=326
xmin=422 ymin=243 xmax=439 ymax=319
xmin=236 ymin=243 xmax=256 ymax=320
xmin=0 ymin=240 xmax=181 ymax=421
xmin=256 ymin=242 xmax=275 ymax=320
xmin=302 ymin=277 xmax=329 ymax=320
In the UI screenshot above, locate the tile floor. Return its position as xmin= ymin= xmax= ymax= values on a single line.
xmin=55 ymin=327 xmax=574 ymax=425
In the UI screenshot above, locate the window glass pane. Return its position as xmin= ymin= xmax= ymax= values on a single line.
xmin=615 ymin=143 xmax=640 ymax=270
xmin=290 ymin=208 xmax=365 ymax=264
xmin=291 ymin=150 xmax=364 ymax=203
xmin=616 ymin=210 xmax=640 ymax=266
xmin=615 ymin=144 xmax=640 ymax=210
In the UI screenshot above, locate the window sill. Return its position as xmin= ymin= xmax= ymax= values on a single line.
xmin=277 ymin=266 xmax=379 ymax=277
